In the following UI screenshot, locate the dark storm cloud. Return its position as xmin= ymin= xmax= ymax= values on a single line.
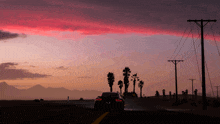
xmin=0 ymin=30 xmax=19 ymax=40
xmin=1 ymin=0 xmax=49 ymax=7
xmin=0 ymin=62 xmax=51 ymax=80
xmin=75 ymin=0 xmax=220 ymax=31
xmin=2 ymin=0 xmax=220 ymax=27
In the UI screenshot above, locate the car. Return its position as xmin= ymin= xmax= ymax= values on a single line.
xmin=123 ymin=92 xmax=138 ymax=98
xmin=94 ymin=92 xmax=125 ymax=111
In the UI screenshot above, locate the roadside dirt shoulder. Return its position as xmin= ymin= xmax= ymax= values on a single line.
xmin=132 ymin=97 xmax=220 ymax=118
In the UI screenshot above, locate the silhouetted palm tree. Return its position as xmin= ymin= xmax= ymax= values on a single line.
xmin=107 ymin=72 xmax=115 ymax=92
xmin=118 ymin=80 xmax=123 ymax=95
xmin=131 ymin=73 xmax=139 ymax=93
xmin=123 ymin=67 xmax=131 ymax=94
xmin=138 ymin=80 xmax=144 ymax=98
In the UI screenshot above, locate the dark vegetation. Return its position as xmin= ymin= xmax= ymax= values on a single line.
xmin=107 ymin=67 xmax=144 ymax=98
xmin=34 ymin=99 xmax=40 ymax=102
xmin=153 ymin=89 xmax=220 ymax=109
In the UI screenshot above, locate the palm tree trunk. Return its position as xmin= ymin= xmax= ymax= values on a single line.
xmin=133 ymin=83 xmax=135 ymax=93
xmin=110 ymin=86 xmax=112 ymax=92
xmin=124 ymin=76 xmax=128 ymax=94
xmin=124 ymin=85 xmax=126 ymax=94
xmin=140 ymin=87 xmax=142 ymax=98
xmin=120 ymin=88 xmax=122 ymax=95
xmin=133 ymin=79 xmax=136 ymax=93
xmin=124 ymin=84 xmax=126 ymax=94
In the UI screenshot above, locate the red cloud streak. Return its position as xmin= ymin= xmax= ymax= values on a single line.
xmin=1 ymin=8 xmax=220 ymax=42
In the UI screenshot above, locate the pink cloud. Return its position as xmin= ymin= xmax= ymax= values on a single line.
xmin=0 ymin=0 xmax=220 ymax=41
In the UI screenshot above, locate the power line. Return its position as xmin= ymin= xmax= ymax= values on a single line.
xmin=187 ymin=19 xmax=217 ymax=110
xmin=180 ymin=45 xmax=200 ymax=60
xmin=179 ymin=60 xmax=190 ymax=79
xmin=192 ymin=31 xmax=202 ymax=87
xmin=173 ymin=28 xmax=192 ymax=59
xmin=179 ymin=23 xmax=202 ymax=61
xmin=214 ymin=86 xmax=220 ymax=99
xmin=181 ymin=42 xmax=200 ymax=61
xmin=189 ymin=79 xmax=196 ymax=95
xmin=180 ymin=24 xmax=198 ymax=60
xmin=177 ymin=24 xmax=201 ymax=84
xmin=175 ymin=26 xmax=189 ymax=44
xmin=183 ymin=31 xmax=210 ymax=61
xmin=210 ymin=23 xmax=220 ymax=56
xmin=184 ymin=61 xmax=194 ymax=80
xmin=170 ymin=26 xmax=189 ymax=60
xmin=192 ymin=27 xmax=211 ymax=88
xmin=203 ymin=24 xmax=215 ymax=97
xmin=205 ymin=59 xmax=214 ymax=97
xmin=171 ymin=23 xmax=201 ymax=60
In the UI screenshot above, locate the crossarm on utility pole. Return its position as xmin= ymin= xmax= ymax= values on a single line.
xmin=187 ymin=19 xmax=216 ymax=28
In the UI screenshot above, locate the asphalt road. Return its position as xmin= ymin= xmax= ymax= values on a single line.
xmin=1 ymin=101 xmax=105 ymax=124
xmin=1 ymin=99 xmax=220 ymax=124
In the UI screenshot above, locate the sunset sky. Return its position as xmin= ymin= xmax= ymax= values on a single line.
xmin=1 ymin=0 xmax=220 ymax=97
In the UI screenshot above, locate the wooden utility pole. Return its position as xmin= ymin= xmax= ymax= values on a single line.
xmin=215 ymin=86 xmax=219 ymax=99
xmin=189 ymin=79 xmax=196 ymax=98
xmin=168 ymin=60 xmax=184 ymax=102
xmin=187 ymin=19 xmax=217 ymax=110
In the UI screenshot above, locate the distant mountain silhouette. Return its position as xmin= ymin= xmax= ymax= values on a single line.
xmin=0 ymin=82 xmax=103 ymax=100
xmin=28 ymin=84 xmax=46 ymax=90
xmin=0 ymin=82 xmax=22 ymax=98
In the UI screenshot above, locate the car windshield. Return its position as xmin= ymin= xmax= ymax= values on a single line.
xmin=102 ymin=93 xmax=119 ymax=98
